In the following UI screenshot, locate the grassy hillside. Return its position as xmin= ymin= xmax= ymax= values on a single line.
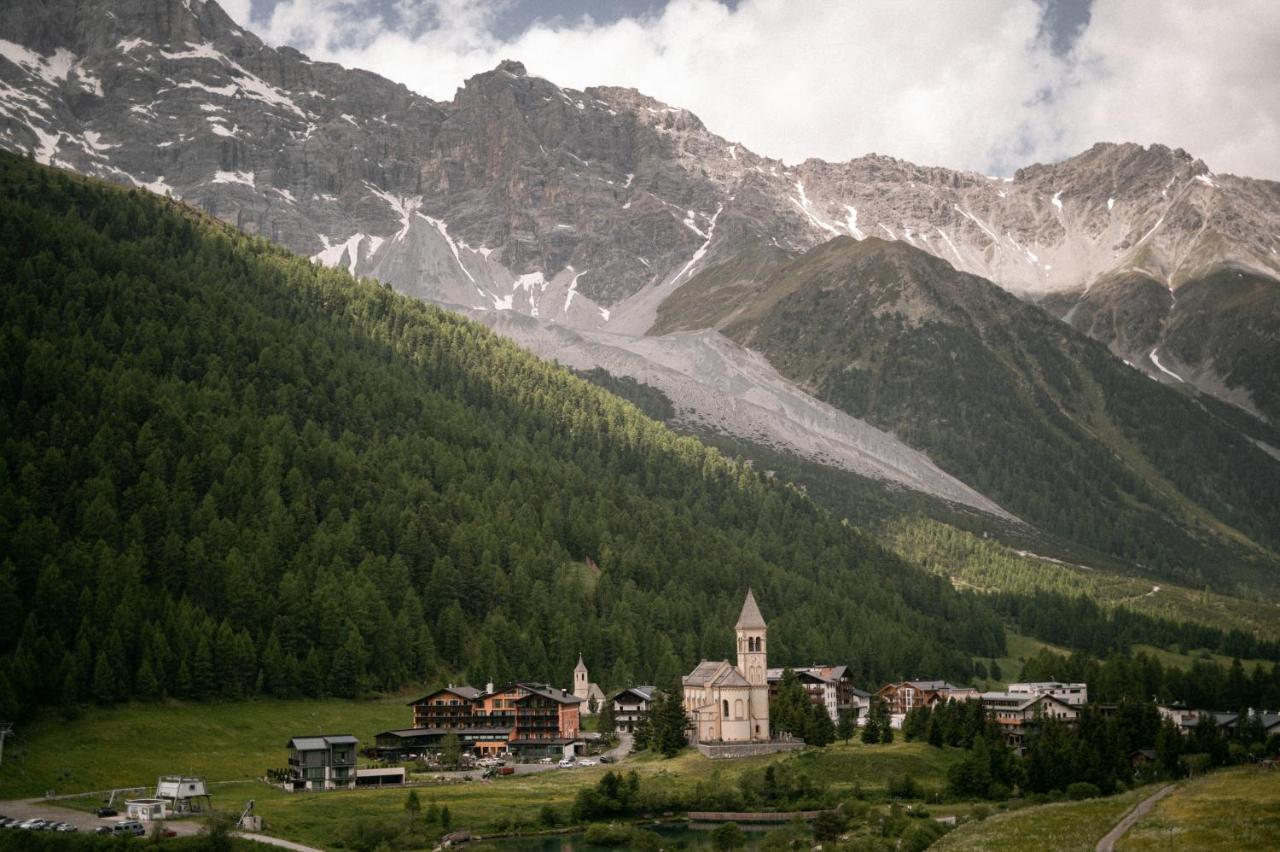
xmin=656 ymin=236 xmax=1280 ymax=596
xmin=0 ymin=696 xmax=411 ymax=798
xmin=1116 ymin=767 xmax=1280 ymax=850
xmin=888 ymin=517 xmax=1280 ymax=643
xmin=932 ymin=786 xmax=1153 ymax=852
xmin=0 ymin=152 xmax=1012 ymax=722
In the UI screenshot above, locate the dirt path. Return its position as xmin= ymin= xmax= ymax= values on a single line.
xmin=1096 ymin=783 xmax=1177 ymax=851
xmin=233 ymin=832 xmax=324 ymax=851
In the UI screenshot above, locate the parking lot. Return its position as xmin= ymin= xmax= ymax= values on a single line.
xmin=0 ymin=798 xmax=202 ymax=837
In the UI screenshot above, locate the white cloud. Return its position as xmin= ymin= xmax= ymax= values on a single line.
xmin=252 ymin=0 xmax=1280 ymax=180
xmin=1053 ymin=0 xmax=1280 ymax=179
xmin=217 ymin=0 xmax=254 ymax=27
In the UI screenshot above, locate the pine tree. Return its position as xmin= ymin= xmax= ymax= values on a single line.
xmin=837 ymin=712 xmax=855 ymax=744
xmin=136 ymin=657 xmax=162 ymax=701
xmin=598 ymin=698 xmax=617 ymax=735
xmin=90 ymin=651 xmax=115 ymax=705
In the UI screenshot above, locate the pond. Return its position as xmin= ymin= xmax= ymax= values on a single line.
xmin=471 ymin=820 xmax=789 ymax=850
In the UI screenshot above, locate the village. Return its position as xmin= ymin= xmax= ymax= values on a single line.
xmin=3 ymin=589 xmax=1277 ymax=849
xmin=106 ymin=592 xmax=1274 ymax=812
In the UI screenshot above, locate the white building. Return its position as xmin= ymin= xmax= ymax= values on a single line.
xmin=155 ymin=776 xmax=210 ymax=814
xmin=682 ymin=590 xmax=771 ymax=743
xmin=1007 ymin=681 xmax=1088 ymax=706
xmin=572 ymin=654 xmax=606 ymax=714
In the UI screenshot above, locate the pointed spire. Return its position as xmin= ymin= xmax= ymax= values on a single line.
xmin=574 ymin=653 xmax=588 ymax=672
xmin=735 ymin=589 xmax=766 ymax=630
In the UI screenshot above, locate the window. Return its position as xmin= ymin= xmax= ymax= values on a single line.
xmin=723 ymin=700 xmax=730 ymax=718
xmin=734 ymin=699 xmax=744 ymax=719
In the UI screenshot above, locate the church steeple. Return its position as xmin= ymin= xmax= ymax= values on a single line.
xmin=573 ymin=653 xmax=589 ymax=700
xmin=735 ymin=589 xmax=767 ymax=686
xmin=735 ymin=588 xmax=767 ymax=631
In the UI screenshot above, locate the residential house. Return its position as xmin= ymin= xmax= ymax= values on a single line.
xmin=611 ymin=686 xmax=658 ymax=733
xmin=877 ymin=680 xmax=978 ymax=727
xmin=1007 ymin=681 xmax=1089 ymax=706
xmin=387 ymin=681 xmax=584 ymax=759
xmin=409 ymin=685 xmax=482 ymax=730
xmin=768 ymin=668 xmax=838 ymax=722
xmin=981 ymin=692 xmax=1080 ymax=749
xmin=1158 ymin=703 xmax=1238 ymax=735
xmin=286 ymin=734 xmax=358 ymax=790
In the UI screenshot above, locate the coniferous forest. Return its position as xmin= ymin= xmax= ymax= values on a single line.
xmin=0 ymin=153 xmax=1013 ymax=720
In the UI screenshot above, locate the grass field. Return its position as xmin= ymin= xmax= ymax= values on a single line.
xmin=932 ymin=786 xmax=1153 ymax=852
xmin=1116 ymin=767 xmax=1280 ymax=850
xmin=0 ymin=698 xmax=964 ymax=847
xmin=0 ymin=695 xmax=412 ymax=799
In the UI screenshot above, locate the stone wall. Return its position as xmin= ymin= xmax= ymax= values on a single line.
xmin=694 ymin=739 xmax=804 ymax=760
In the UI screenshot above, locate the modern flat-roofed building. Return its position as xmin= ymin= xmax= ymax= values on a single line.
xmin=286 ymin=734 xmax=358 ymax=790
xmin=1007 ymin=681 xmax=1088 ymax=706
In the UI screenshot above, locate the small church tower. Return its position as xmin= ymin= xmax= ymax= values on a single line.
xmin=735 ymin=589 xmax=770 ymax=741
xmin=574 ymin=653 xmax=591 ymax=708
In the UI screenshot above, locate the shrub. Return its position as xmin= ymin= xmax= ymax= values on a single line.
xmin=888 ymin=774 xmax=921 ymax=800
xmin=1066 ymin=782 xmax=1100 ymax=801
xmin=711 ymin=822 xmax=748 ymax=850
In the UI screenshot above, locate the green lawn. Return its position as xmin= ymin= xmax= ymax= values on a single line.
xmin=932 ymin=786 xmax=1153 ymax=852
xmin=0 ymin=698 xmax=963 ymax=848
xmin=0 ymin=695 xmax=412 ymax=799
xmin=1117 ymin=767 xmax=1280 ymax=850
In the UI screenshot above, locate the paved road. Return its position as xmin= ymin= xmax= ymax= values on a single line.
xmin=0 ymin=797 xmax=202 ymax=836
xmin=1095 ymin=784 xmax=1177 ymax=852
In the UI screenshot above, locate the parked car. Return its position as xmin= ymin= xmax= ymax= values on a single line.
xmin=95 ymin=827 xmax=113 ymax=835
xmin=557 ymin=757 xmax=575 ymax=768
xmin=537 ymin=757 xmax=554 ymax=765
xmin=112 ymin=820 xmax=145 ymax=837
xmin=95 ymin=807 xmax=118 ymax=818
xmin=160 ymin=827 xmax=177 ymax=837
xmin=56 ymin=823 xmax=78 ymax=832
xmin=579 ymin=759 xmax=598 ymax=767
xmin=498 ymin=766 xmax=515 ymax=776
xmin=599 ymin=755 xmax=616 ymax=764
xmin=17 ymin=819 xmax=47 ymax=831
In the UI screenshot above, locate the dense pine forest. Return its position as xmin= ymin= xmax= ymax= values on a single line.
xmin=666 ymin=238 xmax=1280 ymax=596
xmin=0 ymin=153 xmax=1013 ymax=720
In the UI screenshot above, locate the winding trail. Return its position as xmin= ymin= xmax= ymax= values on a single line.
xmin=1095 ymin=783 xmax=1177 ymax=851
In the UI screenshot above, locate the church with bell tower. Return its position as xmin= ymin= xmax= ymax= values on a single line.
xmin=681 ymin=590 xmax=771 ymax=743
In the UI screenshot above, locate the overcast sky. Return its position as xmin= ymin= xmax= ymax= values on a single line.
xmin=216 ymin=0 xmax=1280 ymax=180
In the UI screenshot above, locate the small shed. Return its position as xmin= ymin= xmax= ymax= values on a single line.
xmin=355 ymin=767 xmax=406 ymax=786
xmin=125 ymin=798 xmax=167 ymax=821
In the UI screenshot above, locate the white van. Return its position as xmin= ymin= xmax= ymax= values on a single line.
xmin=112 ymin=820 xmax=145 ymax=837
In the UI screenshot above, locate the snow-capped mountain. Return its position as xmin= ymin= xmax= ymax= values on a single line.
xmin=2 ymin=0 xmax=1277 ymax=516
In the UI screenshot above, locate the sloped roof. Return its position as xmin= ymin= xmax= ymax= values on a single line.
xmin=516 ymin=682 xmax=584 ymax=704
xmin=574 ymin=654 xmax=588 ymax=673
xmin=288 ymin=734 xmax=358 ymax=749
xmin=407 ymin=685 xmax=481 ymax=705
xmin=906 ymin=680 xmax=959 ymax=691
xmin=735 ymin=589 xmax=767 ymax=630
xmin=712 ymin=668 xmax=752 ymax=688
xmin=612 ymin=685 xmax=657 ymax=702
xmin=684 ymin=660 xmax=730 ymax=687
